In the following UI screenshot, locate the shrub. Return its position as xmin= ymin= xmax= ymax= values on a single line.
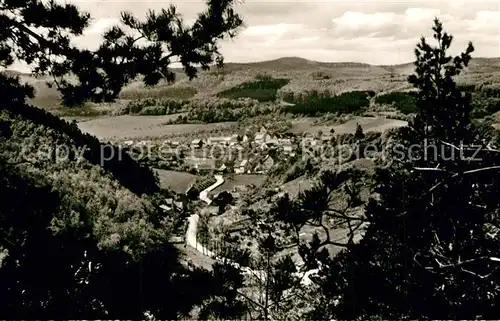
xmin=139 ymin=106 xmax=166 ymax=115
xmin=471 ymin=97 xmax=500 ymax=118
xmin=457 ymin=84 xmax=477 ymax=92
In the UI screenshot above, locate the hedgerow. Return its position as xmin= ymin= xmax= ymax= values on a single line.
xmin=374 ymin=91 xmax=418 ymax=114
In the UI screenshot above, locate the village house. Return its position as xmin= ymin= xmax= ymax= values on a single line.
xmin=207 ymin=136 xmax=231 ymax=145
xmin=254 ymin=127 xmax=271 ymax=145
xmin=174 ymin=200 xmax=185 ymax=211
xmin=194 ymin=162 xmax=214 ymax=174
xmin=136 ymin=140 xmax=151 ymax=147
xmin=254 ymin=132 xmax=265 ymax=145
xmin=261 ymin=155 xmax=275 ymax=171
xmin=230 ymin=134 xmax=239 ymax=143
xmin=159 ymin=204 xmax=172 ymax=211
xmin=302 ymin=136 xmax=318 ymax=147
xmin=265 ymin=135 xmax=279 ymax=146
xmin=191 ymin=138 xmax=203 ymax=148
xmin=234 ymin=159 xmax=249 ymax=174
xmin=253 ymin=155 xmax=275 ymax=173
xmin=283 ymin=144 xmax=293 ymax=154
xmin=279 ymin=138 xmax=294 ymax=153
xmin=185 ymin=156 xmax=215 ymax=173
xmin=216 ymin=163 xmax=228 ymax=173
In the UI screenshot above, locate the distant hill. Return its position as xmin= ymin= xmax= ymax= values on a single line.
xmin=3 ymin=56 xmax=499 ymax=112
xmin=214 ymin=56 xmax=500 ymax=74
xmin=6 ymin=56 xmax=500 ymax=77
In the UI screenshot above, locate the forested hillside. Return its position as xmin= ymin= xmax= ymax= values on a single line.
xmin=0 ymin=0 xmax=245 ymax=318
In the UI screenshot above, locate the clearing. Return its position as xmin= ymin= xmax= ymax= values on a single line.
xmin=76 ymin=114 xmax=237 ymax=139
xmin=290 ymin=116 xmax=407 ymax=135
xmin=209 ymin=174 xmax=267 ymax=196
xmin=155 ymin=169 xmax=197 ymax=194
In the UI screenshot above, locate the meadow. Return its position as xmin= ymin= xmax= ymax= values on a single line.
xmin=154 ymin=169 xmax=197 ymax=194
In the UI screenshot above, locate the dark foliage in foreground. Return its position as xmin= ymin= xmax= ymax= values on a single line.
xmin=0 ymin=0 xmax=248 ymax=319
xmin=375 ymin=91 xmax=418 ymax=114
xmin=1 ymin=0 xmax=243 ymax=106
xmin=271 ymin=18 xmax=500 ymax=320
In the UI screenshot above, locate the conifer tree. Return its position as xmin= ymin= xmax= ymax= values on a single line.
xmin=354 ymin=123 xmax=365 ymax=139
xmin=0 ymin=0 xmax=244 ymax=319
xmin=0 ymin=0 xmax=243 ymax=105
xmin=302 ymin=18 xmax=500 ymax=320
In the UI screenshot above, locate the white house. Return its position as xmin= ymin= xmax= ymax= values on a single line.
xmin=160 ymin=204 xmax=172 ymax=211
xmin=266 ymin=136 xmax=279 ymax=146
xmin=234 ymin=159 xmax=249 ymax=174
xmin=254 ymin=133 xmax=265 ymax=144
xmin=207 ymin=136 xmax=231 ymax=145
xmin=255 ymin=133 xmax=271 ymax=145
xmin=191 ymin=138 xmax=203 ymax=148
xmin=283 ymin=144 xmax=293 ymax=153
xmin=261 ymin=155 xmax=274 ymax=171
xmin=230 ymin=134 xmax=239 ymax=143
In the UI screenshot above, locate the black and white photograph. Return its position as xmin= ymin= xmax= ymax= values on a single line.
xmin=1 ymin=0 xmax=500 ymax=319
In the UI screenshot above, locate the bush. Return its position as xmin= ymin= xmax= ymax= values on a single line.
xmin=216 ymin=76 xmax=290 ymax=102
xmin=375 ymin=91 xmax=417 ymax=114
xmin=139 ymin=106 xmax=166 ymax=115
xmin=471 ymin=97 xmax=500 ymax=118
xmin=479 ymin=85 xmax=500 ymax=98
xmin=457 ymin=84 xmax=477 ymax=92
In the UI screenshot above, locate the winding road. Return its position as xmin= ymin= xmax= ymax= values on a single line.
xmin=181 ymin=174 xmax=318 ymax=285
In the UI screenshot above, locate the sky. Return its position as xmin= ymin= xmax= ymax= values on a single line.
xmin=10 ymin=0 xmax=500 ymax=71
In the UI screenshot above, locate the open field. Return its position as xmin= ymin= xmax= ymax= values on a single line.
xmin=290 ymin=116 xmax=408 ymax=135
xmin=209 ymin=174 xmax=267 ymax=196
xmin=155 ymin=169 xmax=197 ymax=194
xmin=76 ymin=114 xmax=237 ymax=139
xmin=279 ymin=176 xmax=314 ymax=199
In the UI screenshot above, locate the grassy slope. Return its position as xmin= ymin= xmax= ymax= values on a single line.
xmin=155 ymin=169 xmax=197 ymax=194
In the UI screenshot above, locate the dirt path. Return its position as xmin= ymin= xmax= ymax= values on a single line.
xmin=185 ymin=175 xmax=224 ymax=258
